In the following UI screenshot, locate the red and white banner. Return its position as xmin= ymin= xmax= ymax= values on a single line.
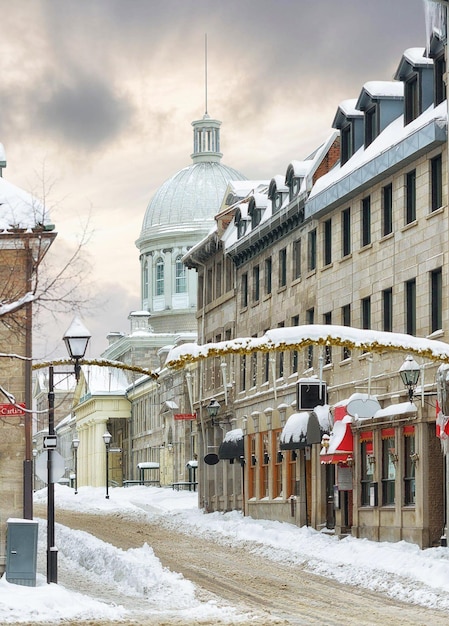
xmin=174 ymin=413 xmax=196 ymax=421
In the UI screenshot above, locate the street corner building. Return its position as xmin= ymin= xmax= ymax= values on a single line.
xmin=0 ymin=147 xmax=56 ymax=573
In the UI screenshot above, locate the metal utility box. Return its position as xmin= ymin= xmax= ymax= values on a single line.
xmin=6 ymin=518 xmax=38 ymax=586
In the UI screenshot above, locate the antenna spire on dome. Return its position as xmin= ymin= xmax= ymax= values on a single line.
xmin=205 ymin=33 xmax=208 ymax=116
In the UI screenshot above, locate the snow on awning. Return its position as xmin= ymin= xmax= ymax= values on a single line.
xmin=280 ymin=409 xmax=331 ymax=450
xmin=219 ymin=428 xmax=244 ymax=460
xmin=320 ymin=417 xmax=354 ymax=465
xmin=137 ymin=462 xmax=160 ymax=470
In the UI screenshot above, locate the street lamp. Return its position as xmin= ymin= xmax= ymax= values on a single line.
xmin=399 ymin=355 xmax=421 ymax=402
xmin=47 ymin=317 xmax=90 ymax=584
xmin=72 ymin=437 xmax=80 ymax=495
xmin=206 ymin=398 xmax=220 ymax=425
xmin=102 ymin=430 xmax=112 ymax=499
xmin=63 ymin=316 xmax=92 ymax=382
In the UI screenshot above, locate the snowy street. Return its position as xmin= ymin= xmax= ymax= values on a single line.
xmin=0 ymin=485 xmax=447 ymax=624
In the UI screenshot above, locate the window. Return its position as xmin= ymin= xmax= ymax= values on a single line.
xmin=382 ymin=183 xmax=393 ymax=236
xmin=240 ymin=354 xmax=246 ymax=392
xmin=261 ymin=433 xmax=270 ymax=498
xmin=382 ymin=431 xmax=396 ymax=506
xmin=308 ymin=229 xmax=317 ymax=271
xmin=277 ymin=322 xmax=284 ymax=378
xmin=291 ymin=315 xmax=299 ymax=373
xmin=225 ymin=257 xmax=233 ymax=292
xmin=263 ymin=328 xmax=270 ymax=383
xmin=241 ymin=272 xmax=248 ymax=308
xmin=431 ymin=267 xmax=442 ymax=333
xmin=405 ymin=278 xmax=416 ymax=335
xmin=292 ymin=239 xmax=301 ymax=280
xmin=361 ymin=296 xmax=371 ymax=330
xmin=323 ymin=219 xmax=332 ymax=266
xmin=405 ymin=170 xmax=416 ymax=224
xmin=405 ymin=74 xmax=419 ymax=125
xmin=404 ymin=427 xmax=416 ymax=505
xmin=342 ymin=304 xmax=351 ymax=359
xmin=252 ymin=265 xmax=260 ymax=303
xmin=382 ymin=288 xmax=393 ymax=332
xmin=306 ymin=308 xmax=314 ymax=368
xmin=143 ymin=259 xmax=149 ymax=300
xmin=431 ymin=154 xmax=443 ymax=212
xmin=435 ymin=53 xmax=446 ymax=106
xmin=155 ymin=257 xmax=164 ymax=296
xmin=248 ymin=435 xmax=257 ymax=499
xmin=175 ymin=256 xmax=187 ymax=293
xmin=323 ymin=311 xmax=332 ymax=364
xmin=279 ymin=248 xmax=287 ymax=288
xmin=364 ymin=105 xmax=377 ymax=147
xmin=206 ymin=268 xmax=213 ymax=304
xmin=342 ymin=208 xmax=351 ymax=257
xmin=250 ymin=350 xmax=258 ymax=388
xmin=265 ymin=257 xmax=272 ymax=295
xmin=360 ymin=437 xmax=374 ymax=506
xmin=287 ymin=450 xmax=298 ymax=497
xmin=215 ymin=261 xmax=222 ymax=299
xmin=341 ymin=124 xmax=352 ymax=165
xmin=273 ymin=431 xmax=282 ymax=498
xmin=361 ymin=196 xmax=371 ymax=247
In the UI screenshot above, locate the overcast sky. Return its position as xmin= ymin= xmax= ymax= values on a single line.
xmin=0 ymin=0 xmax=431 ymax=358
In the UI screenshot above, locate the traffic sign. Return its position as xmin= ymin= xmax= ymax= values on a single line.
xmin=35 ymin=451 xmax=66 ymax=484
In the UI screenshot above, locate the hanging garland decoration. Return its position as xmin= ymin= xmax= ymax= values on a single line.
xmin=32 ymin=357 xmax=159 ymax=380
xmin=165 ymin=324 xmax=449 ymax=370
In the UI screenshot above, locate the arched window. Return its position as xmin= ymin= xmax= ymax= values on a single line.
xmin=155 ymin=257 xmax=164 ymax=296
xmin=175 ymin=256 xmax=187 ymax=293
xmin=143 ymin=259 xmax=149 ymax=300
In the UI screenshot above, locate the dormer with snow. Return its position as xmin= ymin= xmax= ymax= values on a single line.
xmin=394 ymin=48 xmax=434 ymax=125
xmin=248 ymin=193 xmax=268 ymax=229
xmin=356 ymin=81 xmax=404 ymax=148
xmin=332 ymin=99 xmax=364 ymax=166
xmin=285 ymin=161 xmax=309 ymax=202
xmin=268 ymin=176 xmax=289 ymax=214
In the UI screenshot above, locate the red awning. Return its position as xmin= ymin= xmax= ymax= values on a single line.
xmin=320 ymin=418 xmax=353 ymax=465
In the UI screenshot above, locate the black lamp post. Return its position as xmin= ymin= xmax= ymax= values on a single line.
xmin=72 ymin=437 xmax=80 ymax=495
xmin=206 ymin=398 xmax=220 ymax=425
xmin=47 ymin=317 xmax=90 ymax=584
xmin=399 ymin=355 xmax=421 ymax=402
xmin=103 ymin=430 xmax=112 ymax=499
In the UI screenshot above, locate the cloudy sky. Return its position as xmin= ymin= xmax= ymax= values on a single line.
xmin=0 ymin=0 xmax=432 ymax=358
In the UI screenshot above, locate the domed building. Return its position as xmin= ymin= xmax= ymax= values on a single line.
xmin=102 ymin=111 xmax=247 ymax=369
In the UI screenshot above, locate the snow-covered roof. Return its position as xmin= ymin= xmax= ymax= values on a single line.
xmin=0 ymin=176 xmax=54 ymax=232
xmin=360 ymin=81 xmax=404 ymax=100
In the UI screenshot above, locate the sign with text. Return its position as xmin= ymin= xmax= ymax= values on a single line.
xmin=0 ymin=403 xmax=25 ymax=416
xmin=174 ymin=413 xmax=196 ymax=421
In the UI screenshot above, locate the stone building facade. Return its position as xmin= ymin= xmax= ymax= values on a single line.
xmin=182 ymin=37 xmax=449 ymax=548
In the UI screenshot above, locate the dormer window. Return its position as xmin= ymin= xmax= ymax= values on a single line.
xmin=364 ymin=105 xmax=378 ymax=147
xmin=238 ymin=220 xmax=247 ymax=238
xmin=268 ymin=176 xmax=288 ymax=213
xmin=248 ymin=198 xmax=263 ymax=229
xmin=340 ymin=124 xmax=352 ymax=165
xmin=405 ymin=73 xmax=419 ymax=125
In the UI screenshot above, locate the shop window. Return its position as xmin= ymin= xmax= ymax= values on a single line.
xmin=260 ymin=433 xmax=270 ymax=498
xmin=287 ymin=450 xmax=297 ymax=497
xmin=382 ymin=430 xmax=396 ymax=506
xmin=273 ymin=431 xmax=282 ymax=498
xmin=248 ymin=435 xmax=257 ymax=499
xmin=360 ymin=435 xmax=374 ymax=506
xmin=404 ymin=427 xmax=416 ymax=505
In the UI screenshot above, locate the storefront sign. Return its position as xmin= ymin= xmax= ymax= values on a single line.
xmin=174 ymin=413 xmax=196 ymax=420
xmin=0 ymin=403 xmax=25 ymax=416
